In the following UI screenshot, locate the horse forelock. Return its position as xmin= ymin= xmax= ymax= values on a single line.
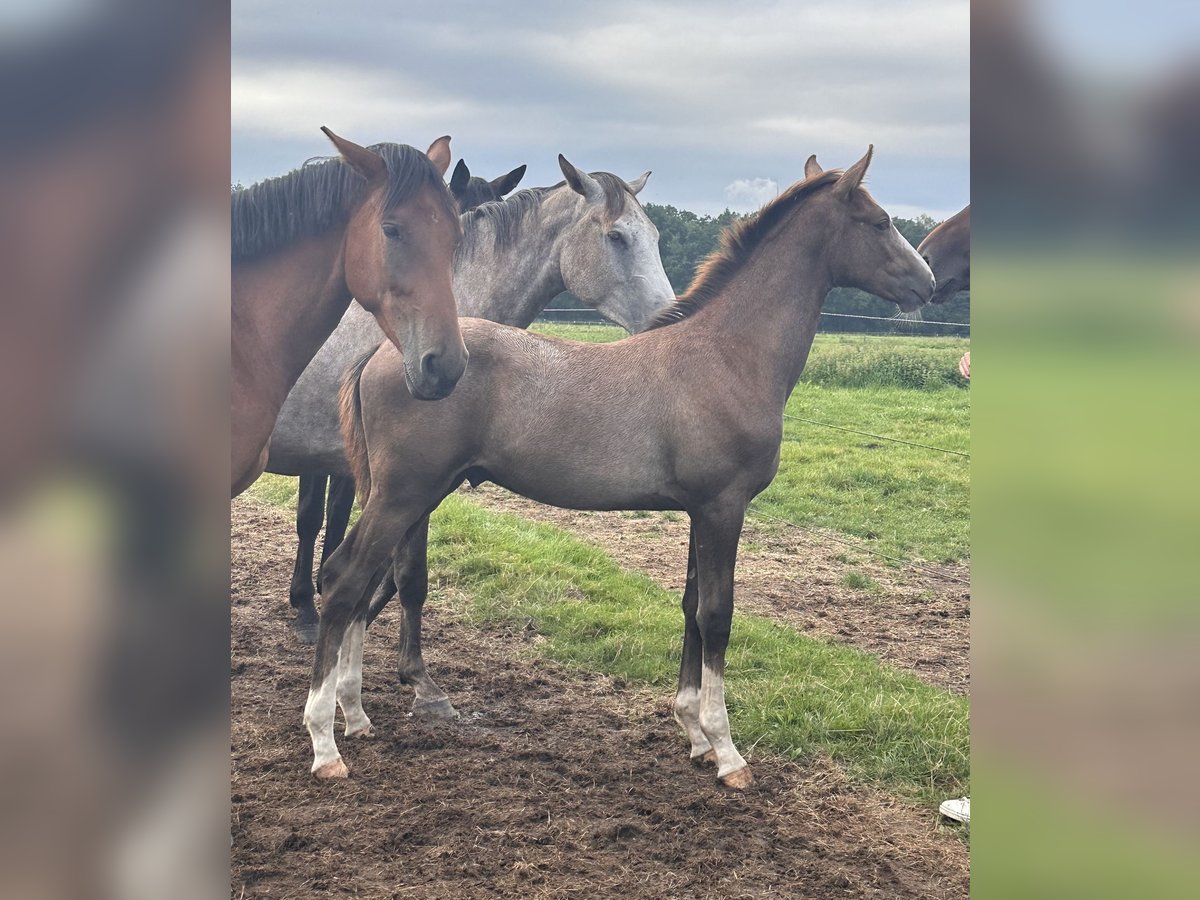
xmin=232 ymin=142 xmax=456 ymax=261
xmin=644 ymin=168 xmax=846 ymax=331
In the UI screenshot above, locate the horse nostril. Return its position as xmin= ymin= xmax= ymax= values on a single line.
xmin=420 ymin=350 xmax=440 ymax=380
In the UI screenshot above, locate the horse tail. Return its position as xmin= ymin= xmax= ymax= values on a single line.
xmin=339 ymin=346 xmax=379 ymax=505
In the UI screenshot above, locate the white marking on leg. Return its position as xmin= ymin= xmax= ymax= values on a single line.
xmin=336 ymin=620 xmax=372 ymax=737
xmin=673 ymin=686 xmax=713 ymax=759
xmin=698 ymin=665 xmax=748 ymax=779
xmin=304 ymin=663 xmax=342 ymax=775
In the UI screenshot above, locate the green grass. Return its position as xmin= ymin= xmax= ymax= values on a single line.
xmin=758 ymin=382 xmax=970 ymax=564
xmin=532 ymin=322 xmax=970 ymax=390
xmin=421 ymin=493 xmax=968 ymax=805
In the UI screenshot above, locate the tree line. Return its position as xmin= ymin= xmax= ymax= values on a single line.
xmin=551 ymin=204 xmax=970 ymax=331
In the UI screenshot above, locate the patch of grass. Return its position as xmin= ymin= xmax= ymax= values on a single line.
xmin=754 ymin=382 xmax=970 ymax=563
xmin=842 ymin=571 xmax=882 ymax=594
xmin=246 ymin=473 xmax=300 ymax=508
xmin=532 ymin=323 xmax=970 ymax=391
xmin=426 ymin=493 xmax=969 ymax=806
xmin=530 ymin=321 xmax=623 ymax=344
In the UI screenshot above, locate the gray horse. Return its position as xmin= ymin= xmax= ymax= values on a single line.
xmin=267 ymin=155 xmax=676 ymax=641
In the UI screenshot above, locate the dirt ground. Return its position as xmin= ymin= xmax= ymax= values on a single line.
xmin=232 ymin=497 xmax=968 ymax=898
xmin=470 ymin=485 xmax=970 ymax=694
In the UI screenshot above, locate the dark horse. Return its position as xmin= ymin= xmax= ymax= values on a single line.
xmin=303 ymin=147 xmax=934 ymax=788
xmin=231 ymin=129 xmax=467 ymax=496
xmin=448 ymin=158 xmax=527 ymax=212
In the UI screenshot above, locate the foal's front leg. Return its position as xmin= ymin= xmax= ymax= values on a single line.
xmin=690 ymin=503 xmax=753 ymax=789
xmin=303 ymin=505 xmax=395 ymax=778
xmin=391 ymin=516 xmax=457 ymax=718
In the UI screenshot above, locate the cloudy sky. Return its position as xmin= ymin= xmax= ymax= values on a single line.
xmin=232 ymin=0 xmax=969 ymax=219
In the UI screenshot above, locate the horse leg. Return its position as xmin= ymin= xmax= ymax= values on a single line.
xmin=335 ymin=618 xmax=372 ymax=738
xmin=674 ymin=528 xmax=715 ymax=766
xmin=390 ymin=516 xmax=456 ymax=718
xmin=691 ymin=502 xmax=753 ymax=789
xmin=363 ymin=562 xmax=398 ymax=628
xmin=289 ymin=474 xmax=326 ymax=644
xmin=317 ymin=474 xmax=356 ymax=594
xmin=303 ymin=499 xmax=410 ymax=778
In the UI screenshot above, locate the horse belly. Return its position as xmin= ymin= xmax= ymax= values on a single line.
xmin=486 ymin=445 xmax=682 ymax=512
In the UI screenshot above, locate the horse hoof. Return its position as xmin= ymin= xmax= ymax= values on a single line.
xmin=411 ymin=698 xmax=458 ymax=720
xmin=719 ymin=766 xmax=754 ymax=791
xmin=346 ymin=723 xmax=375 ymax=739
xmin=313 ymin=758 xmax=349 ymax=779
xmin=291 ymin=621 xmax=318 ymax=645
xmin=690 ymin=749 xmax=718 ymax=768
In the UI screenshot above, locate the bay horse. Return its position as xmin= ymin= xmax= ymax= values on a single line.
xmin=917 ymin=204 xmax=970 ymax=304
xmin=231 ymin=129 xmax=467 ymax=496
xmin=448 ymin=158 xmax=527 ymax=212
xmin=268 ymin=157 xmax=674 ymax=642
xmin=307 ymin=147 xmax=934 ymax=789
xmin=269 ymin=153 xmax=528 ymax=642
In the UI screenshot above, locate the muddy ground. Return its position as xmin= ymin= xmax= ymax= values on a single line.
xmin=232 ymin=496 xmax=968 ymax=898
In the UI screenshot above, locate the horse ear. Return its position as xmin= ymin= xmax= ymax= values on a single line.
xmin=489 ymin=164 xmax=526 ymax=197
xmin=804 ymin=154 xmax=822 ymax=178
xmin=449 ymin=159 xmax=470 ymax=195
xmin=320 ymin=126 xmax=386 ymax=181
xmin=425 ymin=135 xmax=453 ymax=177
xmin=559 ymin=154 xmax=605 ymax=204
xmin=626 ymin=171 xmax=651 ymax=195
xmin=833 ymin=145 xmax=873 ymax=201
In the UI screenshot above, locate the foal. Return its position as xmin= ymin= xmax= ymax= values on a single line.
xmin=307 ymin=148 xmax=934 ymax=788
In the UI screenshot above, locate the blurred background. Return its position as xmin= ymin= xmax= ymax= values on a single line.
xmin=973 ymin=1 xmax=1199 ymax=896
xmin=0 ymin=0 xmax=1197 ymax=896
xmin=0 ymin=1 xmax=229 ymax=898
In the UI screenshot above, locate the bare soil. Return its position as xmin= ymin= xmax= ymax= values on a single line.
xmin=470 ymin=485 xmax=970 ymax=694
xmin=232 ymin=497 xmax=968 ymax=898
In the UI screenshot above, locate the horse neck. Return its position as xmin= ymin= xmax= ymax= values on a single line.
xmin=452 ymin=189 xmax=576 ymax=327
xmin=232 ymin=230 xmax=351 ymax=407
xmin=680 ymin=207 xmax=833 ymax=406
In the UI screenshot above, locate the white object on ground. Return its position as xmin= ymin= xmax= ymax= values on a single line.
xmin=939 ymin=797 xmax=970 ymax=824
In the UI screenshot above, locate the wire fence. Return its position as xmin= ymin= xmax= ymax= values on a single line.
xmin=535 ymin=308 xmax=970 ymax=335
xmin=782 ymin=413 xmax=969 ymax=458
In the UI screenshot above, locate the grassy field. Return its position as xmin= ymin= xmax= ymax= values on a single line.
xmin=247 ymin=476 xmax=969 ymax=806
xmin=533 ymin=323 xmax=970 ymax=563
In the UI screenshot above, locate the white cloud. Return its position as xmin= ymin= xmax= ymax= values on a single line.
xmin=723 ymin=178 xmax=780 ymax=211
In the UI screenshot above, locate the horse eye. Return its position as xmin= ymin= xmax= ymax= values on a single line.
xmin=607 ymin=230 xmax=625 ymax=245
xmin=382 ymin=223 xmax=402 ymax=240
xmin=874 ymin=220 xmax=890 ymax=232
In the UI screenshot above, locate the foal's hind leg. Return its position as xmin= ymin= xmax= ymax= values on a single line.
xmin=391 ymin=516 xmax=457 ymax=719
xmin=674 ymin=528 xmax=715 ymax=766
xmin=691 ymin=503 xmax=753 ymax=789
xmin=303 ymin=500 xmax=408 ymax=778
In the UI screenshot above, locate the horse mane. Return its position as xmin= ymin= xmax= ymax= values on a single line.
xmin=456 ymin=171 xmax=631 ymax=261
xmin=232 ymin=143 xmax=456 ymax=261
xmin=645 ymin=168 xmax=845 ymax=330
